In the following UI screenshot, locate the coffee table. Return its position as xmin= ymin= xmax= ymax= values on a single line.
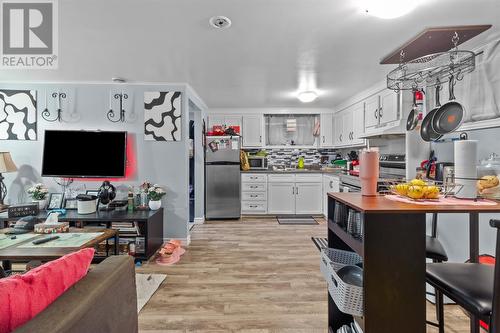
xmin=0 ymin=227 xmax=119 ymax=271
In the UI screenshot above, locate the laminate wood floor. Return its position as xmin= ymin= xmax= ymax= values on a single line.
xmin=138 ymin=217 xmax=473 ymax=332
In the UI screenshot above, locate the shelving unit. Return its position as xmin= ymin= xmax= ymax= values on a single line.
xmin=326 ymin=193 xmax=426 ymax=333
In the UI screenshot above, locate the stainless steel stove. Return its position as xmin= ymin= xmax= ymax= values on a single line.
xmin=340 ymin=154 xmax=406 ymax=192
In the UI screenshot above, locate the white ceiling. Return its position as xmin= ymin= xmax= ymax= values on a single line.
xmin=1 ymin=0 xmax=499 ymax=109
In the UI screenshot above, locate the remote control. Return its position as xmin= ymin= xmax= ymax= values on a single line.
xmin=32 ymin=235 xmax=60 ymax=245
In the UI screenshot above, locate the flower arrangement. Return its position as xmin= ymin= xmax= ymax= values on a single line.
xmin=27 ymin=183 xmax=49 ymax=200
xmin=147 ymin=184 xmax=166 ymax=201
xmin=139 ymin=181 xmax=152 ymax=193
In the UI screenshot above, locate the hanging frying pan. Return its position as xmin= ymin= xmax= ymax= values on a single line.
xmin=406 ymin=89 xmax=419 ymax=131
xmin=420 ymin=84 xmax=443 ymax=142
xmin=432 ymin=75 xmax=465 ymax=135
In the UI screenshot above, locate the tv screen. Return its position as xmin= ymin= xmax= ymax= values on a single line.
xmin=42 ymin=130 xmax=127 ymax=178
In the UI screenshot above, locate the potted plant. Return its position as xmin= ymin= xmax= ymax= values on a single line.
xmin=147 ymin=184 xmax=166 ymax=210
xmin=27 ymin=183 xmax=49 ymax=209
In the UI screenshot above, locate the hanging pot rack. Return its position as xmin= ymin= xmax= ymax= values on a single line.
xmin=387 ymin=31 xmax=478 ymax=92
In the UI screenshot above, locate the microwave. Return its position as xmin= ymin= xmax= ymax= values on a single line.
xmin=248 ymin=156 xmax=268 ymax=170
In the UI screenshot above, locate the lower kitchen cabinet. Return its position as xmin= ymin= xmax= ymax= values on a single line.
xmin=323 ymin=175 xmax=340 ymax=217
xmin=295 ymin=183 xmax=323 ymax=214
xmin=268 ymin=174 xmax=323 ymax=215
xmin=241 ymin=173 xmax=268 ymax=215
xmin=268 ymin=183 xmax=296 ymax=215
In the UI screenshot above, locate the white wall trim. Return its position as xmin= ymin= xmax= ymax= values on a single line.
xmin=194 ymin=217 xmax=205 ymax=224
xmin=163 ymin=234 xmax=191 ymax=246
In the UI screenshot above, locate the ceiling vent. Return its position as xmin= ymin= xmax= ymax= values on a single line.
xmin=209 ymin=16 xmax=232 ymax=29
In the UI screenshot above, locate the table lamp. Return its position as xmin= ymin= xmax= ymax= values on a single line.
xmin=0 ymin=152 xmax=18 ymax=209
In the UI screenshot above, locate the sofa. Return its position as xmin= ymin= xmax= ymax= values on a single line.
xmin=14 ymin=255 xmax=138 ymax=333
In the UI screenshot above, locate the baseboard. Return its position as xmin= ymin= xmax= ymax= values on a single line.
xmin=193 ymin=217 xmax=205 ymax=224
xmin=162 ymin=235 xmax=191 ymax=246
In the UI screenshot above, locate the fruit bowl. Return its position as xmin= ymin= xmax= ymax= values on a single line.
xmin=385 ymin=179 xmax=461 ymax=201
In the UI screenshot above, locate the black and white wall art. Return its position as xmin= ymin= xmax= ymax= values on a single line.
xmin=144 ymin=91 xmax=182 ymax=141
xmin=0 ymin=90 xmax=37 ymax=140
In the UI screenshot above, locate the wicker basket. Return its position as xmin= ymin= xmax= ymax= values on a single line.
xmin=320 ymin=248 xmax=364 ymax=317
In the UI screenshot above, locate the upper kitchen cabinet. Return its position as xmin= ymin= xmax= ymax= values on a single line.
xmin=242 ymin=115 xmax=264 ymax=147
xmin=320 ymin=113 xmax=334 ymax=147
xmin=363 ymin=89 xmax=401 ymax=135
xmin=332 ymin=102 xmax=366 ymax=148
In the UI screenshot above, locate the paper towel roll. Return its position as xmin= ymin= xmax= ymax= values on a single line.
xmin=454 ymin=140 xmax=478 ymax=199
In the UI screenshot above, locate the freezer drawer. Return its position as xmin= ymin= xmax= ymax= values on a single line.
xmin=206 ymin=165 xmax=241 ymax=219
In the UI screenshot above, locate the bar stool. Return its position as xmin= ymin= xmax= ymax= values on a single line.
xmin=426 ymin=213 xmax=448 ymax=333
xmin=427 ymin=219 xmax=500 ymax=333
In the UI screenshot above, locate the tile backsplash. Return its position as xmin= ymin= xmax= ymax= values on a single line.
xmin=245 ymin=148 xmax=338 ymax=167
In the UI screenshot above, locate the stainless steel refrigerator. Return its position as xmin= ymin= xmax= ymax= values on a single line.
xmin=205 ymin=136 xmax=241 ymax=219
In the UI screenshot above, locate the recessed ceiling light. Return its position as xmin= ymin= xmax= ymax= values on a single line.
xmin=297 ymin=91 xmax=318 ymax=103
xmin=361 ymin=0 xmax=421 ymax=19
xmin=209 ymin=16 xmax=232 ymax=29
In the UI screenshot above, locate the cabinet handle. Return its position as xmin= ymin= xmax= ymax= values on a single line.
xmin=379 ymin=107 xmax=383 ymax=118
xmin=259 ymin=135 xmax=262 ymax=143
xmin=250 ymin=185 xmax=257 ymax=189
xmin=292 ymin=187 xmax=295 ymax=195
xmin=322 ymin=136 xmax=325 ymax=143
xmin=250 ymin=194 xmax=258 ymax=198
xmin=339 ymin=134 xmax=342 ymax=142
xmin=296 ymin=187 xmax=299 ymax=194
xmin=329 ymin=181 xmax=334 ymax=188
xmin=374 ymin=109 xmax=378 ymax=119
xmin=250 ymin=205 xmax=257 ymax=208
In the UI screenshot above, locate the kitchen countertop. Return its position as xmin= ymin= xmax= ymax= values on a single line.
xmin=241 ymin=168 xmax=345 ymax=175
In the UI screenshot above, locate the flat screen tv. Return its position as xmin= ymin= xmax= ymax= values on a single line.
xmin=42 ymin=130 xmax=127 ymax=178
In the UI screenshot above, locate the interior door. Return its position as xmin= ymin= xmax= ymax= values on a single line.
xmin=295 ymin=182 xmax=323 ymax=215
xmin=267 ymin=183 xmax=295 ymax=214
xmin=364 ymin=95 xmax=380 ymax=129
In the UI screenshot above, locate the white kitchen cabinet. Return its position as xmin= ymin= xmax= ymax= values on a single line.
xmin=351 ymin=102 xmax=365 ymax=145
xmin=295 ymin=183 xmax=323 ymax=215
xmin=208 ymin=114 xmax=225 ymax=130
xmin=268 ymin=182 xmax=296 ymax=214
xmin=363 ymin=89 xmax=400 ymax=131
xmin=241 ymin=173 xmax=268 ymax=215
xmin=242 ymin=115 xmax=263 ymax=147
xmin=320 ymin=113 xmax=334 ymax=147
xmin=323 ymin=175 xmax=340 ymax=217
xmin=333 ymin=113 xmax=343 ymax=146
xmin=379 ymin=89 xmax=399 ymax=125
xmin=364 ymin=95 xmax=380 ymax=129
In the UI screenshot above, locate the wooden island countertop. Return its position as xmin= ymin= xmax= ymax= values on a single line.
xmin=327 ymin=192 xmax=500 ymax=214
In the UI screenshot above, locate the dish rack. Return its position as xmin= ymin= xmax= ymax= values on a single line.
xmin=383 ymin=180 xmax=463 ymax=201
xmin=320 ymin=248 xmax=364 ymax=317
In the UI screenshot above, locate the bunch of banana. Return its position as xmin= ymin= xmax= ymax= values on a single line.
xmin=391 ymin=179 xmax=441 ymax=200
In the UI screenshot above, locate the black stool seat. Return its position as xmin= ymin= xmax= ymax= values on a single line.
xmin=427 ymin=263 xmax=494 ymax=318
xmin=426 ymin=236 xmax=449 ymax=262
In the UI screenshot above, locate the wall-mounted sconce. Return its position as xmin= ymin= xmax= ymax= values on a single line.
xmin=107 ymin=91 xmax=128 ymax=123
xmin=41 ymin=92 xmax=67 ymax=122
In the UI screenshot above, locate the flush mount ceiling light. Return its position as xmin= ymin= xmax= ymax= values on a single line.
xmin=209 ymin=16 xmax=232 ymax=29
xmin=297 ymin=91 xmax=318 ymax=103
xmin=361 ymin=0 xmax=421 ymax=19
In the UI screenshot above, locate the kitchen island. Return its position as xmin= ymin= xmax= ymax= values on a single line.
xmin=326 ymin=192 xmax=500 ymax=333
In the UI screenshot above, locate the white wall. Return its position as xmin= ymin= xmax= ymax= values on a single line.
xmin=1 ymin=82 xmax=206 ymax=240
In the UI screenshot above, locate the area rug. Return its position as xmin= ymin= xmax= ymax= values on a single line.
xmin=277 ymin=216 xmax=318 ymax=225
xmin=136 ymin=273 xmax=167 ymax=312
xmin=311 ymin=237 xmax=328 ymax=251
